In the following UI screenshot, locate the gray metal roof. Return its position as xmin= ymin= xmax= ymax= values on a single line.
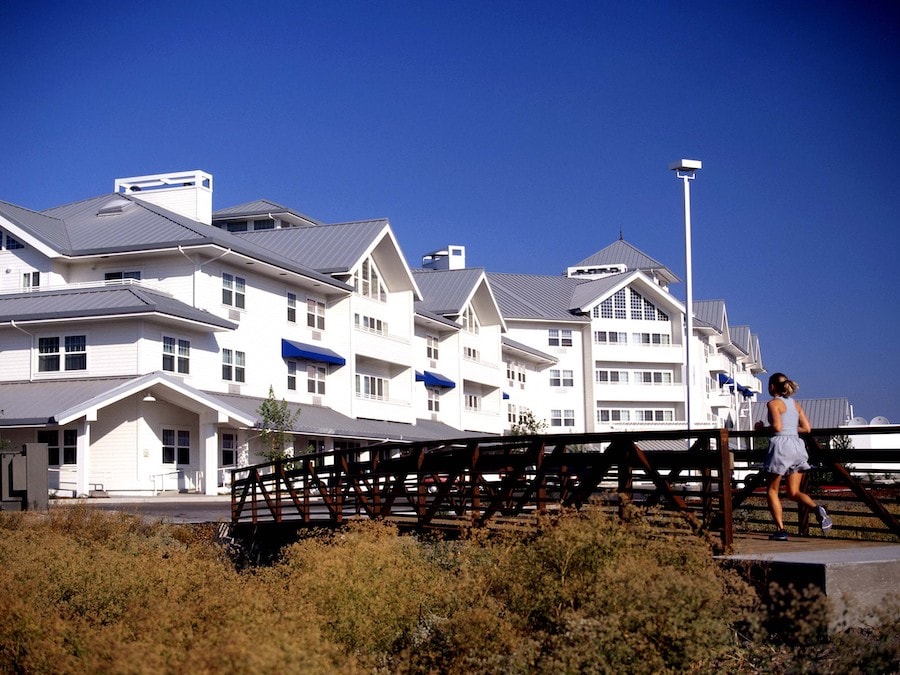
xmin=0 ymin=373 xmax=256 ymax=428
xmin=415 ymin=307 xmax=462 ymax=330
xmin=750 ymin=398 xmax=852 ymax=429
xmin=0 ymin=377 xmax=136 ymax=425
xmin=0 ymin=199 xmax=71 ymax=250
xmin=0 ymin=376 xmax=478 ymax=442
xmin=213 ymin=393 xmax=479 ymax=442
xmin=568 ymin=274 xmax=632 ymax=311
xmin=573 ymin=239 xmax=679 ymax=283
xmin=0 ymin=284 xmax=237 ymax=328
xmin=235 ymin=220 xmax=388 ymax=274
xmin=412 ymin=268 xmax=486 ymax=316
xmin=501 ymin=336 xmax=558 ymax=364
xmin=694 ymin=299 xmax=726 ymax=332
xmin=486 ymin=272 xmax=589 ymax=321
xmin=5 ymin=193 xmax=350 ymax=291
xmin=730 ymin=325 xmax=751 ymax=356
xmin=213 ymin=199 xmax=323 ymax=226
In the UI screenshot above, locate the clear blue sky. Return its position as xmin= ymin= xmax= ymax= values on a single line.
xmin=2 ymin=1 xmax=898 ymax=423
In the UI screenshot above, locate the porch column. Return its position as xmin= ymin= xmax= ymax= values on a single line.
xmin=75 ymin=420 xmax=91 ymax=497
xmin=200 ymin=418 xmax=219 ymax=496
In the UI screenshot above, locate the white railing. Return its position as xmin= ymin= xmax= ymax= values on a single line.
xmin=0 ymin=278 xmax=173 ymax=297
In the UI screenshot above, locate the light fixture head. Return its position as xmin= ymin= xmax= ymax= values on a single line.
xmin=142 ymin=391 xmax=157 ymax=403
xmin=669 ymin=159 xmax=702 ymax=171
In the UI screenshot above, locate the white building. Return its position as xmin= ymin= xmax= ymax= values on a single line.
xmin=0 ymin=170 xmax=765 ymax=497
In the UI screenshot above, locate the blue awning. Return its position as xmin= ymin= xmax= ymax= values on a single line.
xmin=415 ymin=370 xmax=456 ymax=389
xmin=503 ymin=392 xmax=510 ymax=400
xmin=737 ymin=385 xmax=754 ymax=398
xmin=717 ymin=373 xmax=734 ymax=386
xmin=281 ymin=339 xmax=346 ymax=366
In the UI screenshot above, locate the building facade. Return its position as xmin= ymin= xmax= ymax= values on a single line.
xmin=0 ymin=170 xmax=765 ymax=497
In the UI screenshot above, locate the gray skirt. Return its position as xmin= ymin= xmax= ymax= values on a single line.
xmin=763 ymin=435 xmax=811 ymax=476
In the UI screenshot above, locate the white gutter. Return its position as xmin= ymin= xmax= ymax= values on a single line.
xmin=10 ymin=320 xmax=35 ymax=381
xmin=179 ymin=246 xmax=230 ymax=307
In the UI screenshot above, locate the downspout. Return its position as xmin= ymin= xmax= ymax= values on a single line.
xmin=178 ymin=246 xmax=231 ymax=308
xmin=10 ymin=320 xmax=35 ymax=381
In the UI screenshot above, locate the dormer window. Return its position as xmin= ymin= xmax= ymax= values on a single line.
xmin=353 ymin=258 xmax=386 ymax=301
xmin=461 ymin=305 xmax=479 ymax=334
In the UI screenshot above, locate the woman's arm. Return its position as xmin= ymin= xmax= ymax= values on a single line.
xmin=796 ymin=402 xmax=811 ymax=433
xmin=767 ymin=399 xmax=785 ymax=433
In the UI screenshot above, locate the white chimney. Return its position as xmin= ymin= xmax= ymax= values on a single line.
xmin=422 ymin=245 xmax=466 ymax=270
xmin=114 ymin=170 xmax=213 ymax=225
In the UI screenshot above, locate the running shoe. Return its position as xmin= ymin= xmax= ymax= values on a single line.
xmin=769 ymin=530 xmax=788 ymax=541
xmin=816 ymin=505 xmax=833 ymax=534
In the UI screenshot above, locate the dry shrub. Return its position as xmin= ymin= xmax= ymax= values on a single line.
xmin=3 ymin=503 xmax=892 ymax=674
xmin=473 ymin=504 xmax=758 ymax=673
xmin=0 ymin=507 xmax=352 ymax=674
xmin=274 ymin=520 xmax=448 ymax=665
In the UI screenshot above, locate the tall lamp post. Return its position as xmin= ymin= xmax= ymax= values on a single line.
xmin=670 ymin=159 xmax=702 ymax=430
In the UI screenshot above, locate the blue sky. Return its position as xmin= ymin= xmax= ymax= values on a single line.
xmin=2 ymin=1 xmax=898 ymax=423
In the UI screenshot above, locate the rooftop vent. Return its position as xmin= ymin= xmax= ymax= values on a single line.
xmin=422 ymin=245 xmax=466 ymax=270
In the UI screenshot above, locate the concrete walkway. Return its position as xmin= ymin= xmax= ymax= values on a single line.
xmin=721 ymin=533 xmax=900 ymax=629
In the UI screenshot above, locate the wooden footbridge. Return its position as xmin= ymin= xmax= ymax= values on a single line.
xmin=231 ymin=427 xmax=900 ymax=549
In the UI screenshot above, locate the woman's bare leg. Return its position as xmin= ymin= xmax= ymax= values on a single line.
xmin=766 ymin=473 xmax=785 ymax=530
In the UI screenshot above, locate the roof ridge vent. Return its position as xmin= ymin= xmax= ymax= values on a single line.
xmin=97 ymin=198 xmax=134 ymax=217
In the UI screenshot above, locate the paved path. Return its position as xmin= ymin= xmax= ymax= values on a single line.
xmin=53 ymin=494 xmax=233 ymax=524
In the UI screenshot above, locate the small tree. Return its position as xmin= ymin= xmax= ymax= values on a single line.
xmin=510 ymin=409 xmax=548 ymax=436
xmin=257 ymin=386 xmax=301 ymax=462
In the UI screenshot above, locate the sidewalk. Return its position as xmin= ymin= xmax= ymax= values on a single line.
xmin=52 ymin=493 xmax=233 ymax=524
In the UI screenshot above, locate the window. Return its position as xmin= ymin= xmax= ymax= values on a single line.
xmin=22 ymin=271 xmax=40 ymax=291
xmin=507 ymin=362 xmax=526 ymax=385
xmin=163 ymin=336 xmax=190 ymax=374
xmin=222 ymin=273 xmax=246 ymax=309
xmin=287 ymin=292 xmax=297 ymax=322
xmin=38 ymin=429 xmax=77 ymax=465
xmin=162 ymin=429 xmax=190 ymax=465
xmin=222 ymin=349 xmax=246 ymax=382
xmin=633 ymin=332 xmax=671 ymax=346
xmin=461 ymin=305 xmax=479 ymax=334
xmin=4 ymin=232 xmax=24 ymax=250
xmin=426 ymin=334 xmax=439 ymax=360
xmin=551 ymin=409 xmax=575 ymax=427
xmin=427 ymin=388 xmax=440 ymax=412
xmin=465 ymin=393 xmax=481 ymax=411
xmin=307 ymin=298 xmax=325 ymax=329
xmin=463 ymin=346 xmax=480 ymax=361
xmin=287 ymin=361 xmax=297 ymax=390
xmin=104 ymin=271 xmax=141 ymax=282
xmin=355 ymin=313 xmax=387 ymax=335
xmin=253 ymin=218 xmax=275 ymax=230
xmin=634 ymin=370 xmax=673 ymax=385
xmin=508 ymin=403 xmax=517 ymax=424
xmin=307 ymin=364 xmax=326 ymax=394
xmin=595 ymin=331 xmax=627 ymax=344
xmin=37 ymin=335 xmax=86 ymax=372
xmin=635 ymin=409 xmax=674 ymax=422
xmin=225 ymin=222 xmax=248 ymax=232
xmin=222 ymin=433 xmax=237 ymax=466
xmin=598 ymin=409 xmax=631 ymax=423
xmin=550 ymin=369 xmax=574 ymax=387
xmin=595 ymin=369 xmax=629 ymax=384
xmin=353 ymin=258 xmax=386 ymax=301
xmin=548 ymin=328 xmax=573 ymax=347
xmin=356 ymin=374 xmax=387 ymax=400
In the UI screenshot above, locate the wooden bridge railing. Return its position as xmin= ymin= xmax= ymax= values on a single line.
xmin=232 ymin=426 xmax=900 ymax=549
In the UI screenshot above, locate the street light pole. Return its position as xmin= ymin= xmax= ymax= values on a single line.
xmin=670 ymin=159 xmax=702 ymax=430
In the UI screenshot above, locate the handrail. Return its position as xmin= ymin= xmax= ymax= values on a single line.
xmin=231 ymin=427 xmax=900 ymax=549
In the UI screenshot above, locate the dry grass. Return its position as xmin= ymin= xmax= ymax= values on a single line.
xmin=1 ymin=503 xmax=896 ymax=674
